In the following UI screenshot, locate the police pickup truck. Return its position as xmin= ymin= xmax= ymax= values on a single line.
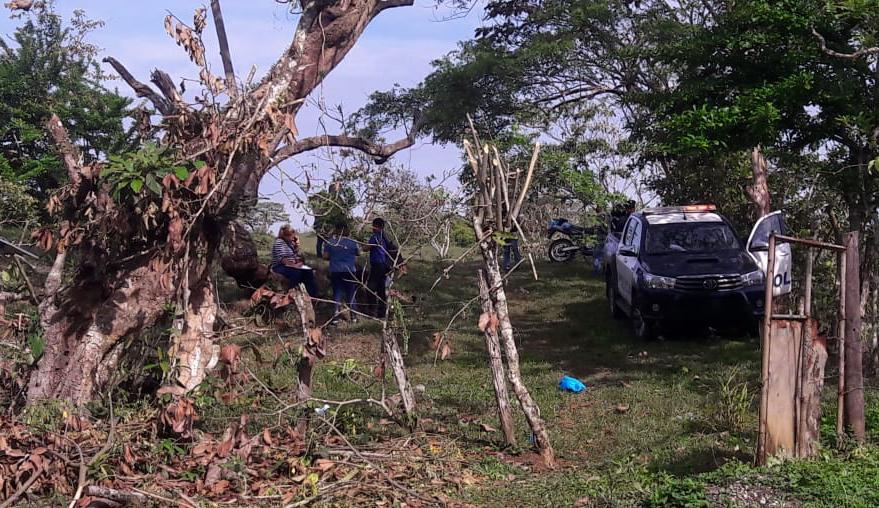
xmin=603 ymin=204 xmax=790 ymax=339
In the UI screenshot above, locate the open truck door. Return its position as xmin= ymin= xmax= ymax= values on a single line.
xmin=747 ymin=211 xmax=792 ymax=296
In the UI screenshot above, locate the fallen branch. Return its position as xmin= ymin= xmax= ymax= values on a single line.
xmin=83 ymin=486 xmax=147 ymax=505
xmin=0 ymin=463 xmax=45 ymax=508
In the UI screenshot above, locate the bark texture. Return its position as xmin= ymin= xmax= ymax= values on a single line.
xmin=30 ymin=0 xmax=419 ymax=407
xmin=843 ymin=231 xmax=866 ymax=439
xmin=382 ymin=323 xmax=416 ymax=421
xmin=478 ymin=269 xmax=516 ymax=447
xmin=748 ymin=146 xmax=771 ymax=218
xmin=480 ymin=244 xmax=554 ymax=466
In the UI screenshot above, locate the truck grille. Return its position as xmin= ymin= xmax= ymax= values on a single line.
xmin=674 ymin=275 xmax=743 ymax=292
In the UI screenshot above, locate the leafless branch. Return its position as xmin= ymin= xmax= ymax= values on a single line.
xmin=812 ymin=28 xmax=879 ymax=60
xmin=103 ymin=57 xmax=173 ymax=115
xmin=273 ymin=114 xmax=422 ymax=164
xmin=210 ymin=0 xmax=238 ymax=97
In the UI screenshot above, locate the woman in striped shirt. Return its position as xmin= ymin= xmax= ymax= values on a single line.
xmin=271 ymin=225 xmax=318 ymax=297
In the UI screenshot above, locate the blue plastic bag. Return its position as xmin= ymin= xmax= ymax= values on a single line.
xmin=559 ymin=375 xmax=586 ymax=393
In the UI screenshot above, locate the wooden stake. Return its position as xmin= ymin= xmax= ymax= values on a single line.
xmin=757 ymin=234 xmax=777 ymax=465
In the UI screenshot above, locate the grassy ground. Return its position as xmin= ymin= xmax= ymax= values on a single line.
xmin=5 ymin=233 xmax=879 ymax=506
xmin=266 ymin=252 xmax=879 ymax=507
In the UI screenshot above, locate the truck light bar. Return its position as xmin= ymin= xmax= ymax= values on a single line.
xmin=643 ymin=204 xmax=716 ymax=215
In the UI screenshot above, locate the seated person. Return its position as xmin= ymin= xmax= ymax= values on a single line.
xmin=271 ymin=224 xmax=318 ymax=297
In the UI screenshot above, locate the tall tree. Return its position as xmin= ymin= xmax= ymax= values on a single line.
xmin=26 ymin=0 xmax=422 ymax=406
xmin=0 ymin=1 xmax=132 ymax=200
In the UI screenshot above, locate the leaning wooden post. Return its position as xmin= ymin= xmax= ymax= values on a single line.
xmin=843 ymin=232 xmax=865 ymax=440
xmin=381 ymin=317 xmax=417 ymax=424
xmin=478 ymin=269 xmax=516 ymax=447
xmin=292 ymin=286 xmax=322 ymax=433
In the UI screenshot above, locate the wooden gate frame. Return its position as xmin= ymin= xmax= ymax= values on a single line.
xmin=756 ymin=234 xmax=847 ymax=465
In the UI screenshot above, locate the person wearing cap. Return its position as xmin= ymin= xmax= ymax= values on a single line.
xmin=322 ymin=220 xmax=360 ymax=324
xmin=271 ymin=224 xmax=318 ymax=297
xmin=364 ymin=217 xmax=397 ymax=318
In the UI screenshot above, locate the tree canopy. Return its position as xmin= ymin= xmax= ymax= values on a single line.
xmin=0 ymin=1 xmax=132 ymax=199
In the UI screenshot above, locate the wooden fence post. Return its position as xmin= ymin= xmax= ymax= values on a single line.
xmin=843 ymin=232 xmax=865 ymax=440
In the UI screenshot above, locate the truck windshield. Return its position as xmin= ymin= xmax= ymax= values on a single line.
xmin=644 ymin=223 xmax=740 ymax=254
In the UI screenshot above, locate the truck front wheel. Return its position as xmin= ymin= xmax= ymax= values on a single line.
xmin=632 ymin=306 xmax=659 ymax=341
xmin=606 ymin=274 xmax=624 ymax=319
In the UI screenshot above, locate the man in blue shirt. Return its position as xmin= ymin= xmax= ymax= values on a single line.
xmin=323 ymin=221 xmax=360 ymax=324
xmin=364 ymin=217 xmax=397 ymax=318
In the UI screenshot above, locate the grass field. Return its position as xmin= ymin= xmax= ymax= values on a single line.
xmin=219 ymin=247 xmax=879 ymax=507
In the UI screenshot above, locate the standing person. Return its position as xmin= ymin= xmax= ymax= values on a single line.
xmin=502 ymin=234 xmax=522 ymax=272
xmin=364 ymin=218 xmax=397 ymax=318
xmin=323 ymin=221 xmax=360 ymax=324
xmin=271 ymin=225 xmax=318 ymax=297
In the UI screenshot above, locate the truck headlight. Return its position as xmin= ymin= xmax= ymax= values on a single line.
xmin=742 ymin=270 xmax=765 ymax=287
xmin=643 ymin=272 xmax=676 ymax=289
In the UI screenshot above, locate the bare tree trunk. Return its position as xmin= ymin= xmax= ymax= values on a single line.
xmin=480 ymin=243 xmax=555 ymax=467
xmin=844 ymin=231 xmax=866 ymax=440
xmin=748 ymin=146 xmax=771 ymax=218
xmin=173 ymin=279 xmax=220 ymax=392
xmin=796 ymin=319 xmax=827 ymax=458
xmin=478 ymin=269 xmax=516 ymax=447
xmin=28 ymin=260 xmax=170 ymax=405
xmin=291 ymin=287 xmax=320 ymax=432
xmin=382 ymin=320 xmax=416 ymax=423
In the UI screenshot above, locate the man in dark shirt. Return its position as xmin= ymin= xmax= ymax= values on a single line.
xmin=364 ymin=218 xmax=397 ymax=318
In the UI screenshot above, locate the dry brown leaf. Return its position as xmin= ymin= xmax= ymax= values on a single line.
xmin=262 ymin=428 xmax=273 ymax=446
xmin=477 ymin=312 xmax=491 ymax=332
xmin=313 ymin=459 xmax=335 ymax=472
xmin=308 ymin=327 xmax=323 ymax=345
xmin=123 ymin=444 xmax=136 ymax=465
xmin=615 ymin=404 xmax=630 ymax=414
xmin=440 ymin=342 xmax=451 ymax=361
xmin=217 ymin=432 xmax=234 ymax=458
xmin=193 ymin=7 xmax=207 ymax=33
xmin=488 ymin=313 xmax=500 ymax=333
xmin=479 ymin=423 xmax=497 ymax=433
xmin=164 ymin=15 xmax=173 ymax=36
xmin=220 ymin=344 xmax=241 ymax=368
xmin=210 ymin=479 xmax=230 ymax=495
xmin=373 ymin=362 xmax=385 ymax=379
xmin=431 ymin=332 xmax=443 ymax=350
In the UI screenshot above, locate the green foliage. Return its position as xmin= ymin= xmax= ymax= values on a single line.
xmin=450 ymin=217 xmax=475 ymax=247
xmin=0 ymin=1 xmax=132 ymax=199
xmin=240 ymin=198 xmax=289 ymax=234
xmin=0 ymin=177 xmax=37 ymax=227
xmin=309 ymin=182 xmax=356 ymax=233
xmin=102 ymin=143 xmax=193 ymax=202
xmin=642 ymin=476 xmax=709 ymax=508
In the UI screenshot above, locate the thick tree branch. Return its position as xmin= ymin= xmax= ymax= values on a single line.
xmin=103 ymin=57 xmax=173 ymax=115
xmin=812 ymin=28 xmax=879 ymax=60
xmin=45 ymin=114 xmax=83 ymax=185
xmin=210 ymin=0 xmax=238 ymax=98
xmin=273 ymin=114 xmax=422 ymax=164
xmin=374 ymin=0 xmax=415 ymax=16
xmin=150 ymin=69 xmax=184 ymax=105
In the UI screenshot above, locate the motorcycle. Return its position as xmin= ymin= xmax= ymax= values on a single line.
xmin=547 ymin=218 xmax=605 ymax=263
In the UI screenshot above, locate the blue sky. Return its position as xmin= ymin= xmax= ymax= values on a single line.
xmin=1 ymin=1 xmax=484 ymax=227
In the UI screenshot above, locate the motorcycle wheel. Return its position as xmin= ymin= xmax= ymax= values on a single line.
xmin=548 ymin=238 xmax=575 ymax=262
